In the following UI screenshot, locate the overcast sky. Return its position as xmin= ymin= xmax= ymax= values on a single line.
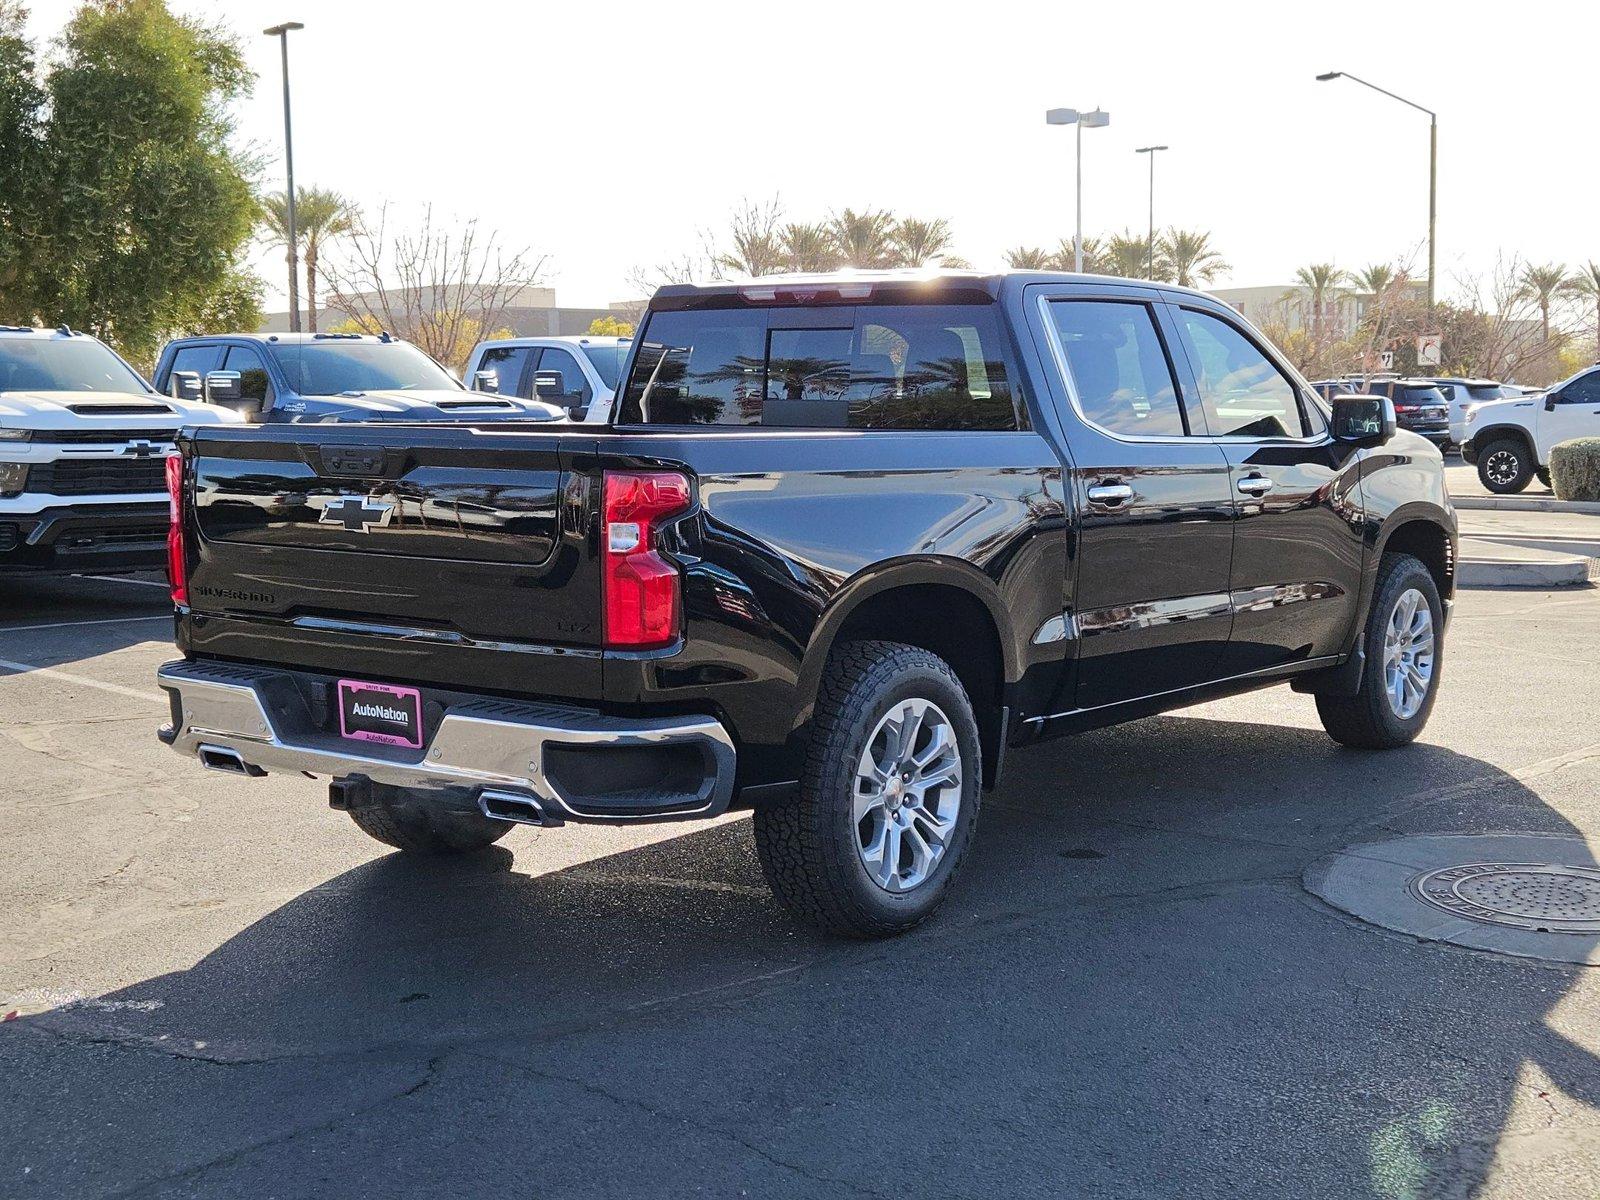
xmin=22 ymin=0 xmax=1600 ymax=310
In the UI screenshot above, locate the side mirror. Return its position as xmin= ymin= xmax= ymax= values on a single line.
xmin=473 ymin=369 xmax=500 ymax=394
xmin=1331 ymin=393 xmax=1395 ymax=446
xmin=204 ymin=370 xmax=242 ymax=404
xmin=1545 ymin=391 xmax=1561 ymax=411
xmin=169 ymin=370 xmax=202 ymax=402
xmin=532 ymin=370 xmax=564 ymax=399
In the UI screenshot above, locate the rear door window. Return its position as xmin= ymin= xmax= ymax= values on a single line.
xmin=167 ymin=344 xmax=223 ymax=388
xmin=621 ymin=305 xmax=1020 ymax=430
xmin=536 ymin=348 xmax=593 ymax=409
xmin=1046 ymin=300 xmax=1186 ymax=437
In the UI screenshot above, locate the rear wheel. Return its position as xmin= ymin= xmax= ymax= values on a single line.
xmin=346 ymin=784 xmax=512 ymax=854
xmin=1536 ymin=466 xmax=1552 ymax=490
xmin=753 ymin=641 xmax=981 ymax=938
xmin=1477 ymin=438 xmax=1533 ymax=494
xmin=1316 ymin=553 xmax=1443 ymax=749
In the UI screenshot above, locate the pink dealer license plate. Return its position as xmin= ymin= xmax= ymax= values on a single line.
xmin=337 ymin=679 xmax=423 ymax=749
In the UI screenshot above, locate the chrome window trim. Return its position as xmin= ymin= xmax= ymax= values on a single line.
xmin=1033 ymin=293 xmax=1329 ymax=448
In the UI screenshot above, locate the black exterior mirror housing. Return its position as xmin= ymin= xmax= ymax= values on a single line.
xmin=169 ymin=370 xmax=202 ymax=402
xmin=532 ymin=370 xmax=564 ymax=398
xmin=204 ymin=370 xmax=241 ymax=404
xmin=1545 ymin=391 xmax=1560 ymax=411
xmin=1331 ymin=394 xmax=1395 ymax=445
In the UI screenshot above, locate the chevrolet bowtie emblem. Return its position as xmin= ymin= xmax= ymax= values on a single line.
xmin=319 ymin=496 xmax=395 ymax=533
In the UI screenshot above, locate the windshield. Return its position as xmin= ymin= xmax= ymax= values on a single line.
xmin=267 ymin=341 xmax=460 ymax=395
xmin=0 ymin=337 xmax=149 ymax=394
xmin=581 ymin=343 xmax=630 ymax=389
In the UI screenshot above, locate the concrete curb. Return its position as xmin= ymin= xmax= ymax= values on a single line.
xmin=1453 ymin=495 xmax=1600 ymax=515
xmin=1457 ymin=555 xmax=1591 ymax=589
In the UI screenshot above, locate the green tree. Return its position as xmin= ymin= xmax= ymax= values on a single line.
xmin=1518 ymin=262 xmax=1566 ymax=343
xmin=710 ymin=197 xmax=783 ymax=278
xmin=1158 ymin=228 xmax=1228 ymax=287
xmin=1354 ymin=263 xmax=1396 ymax=297
xmin=0 ymin=1 xmax=43 ymax=316
xmin=827 ymin=208 xmax=898 ymax=268
xmin=891 ymin=217 xmax=957 ymax=267
xmin=11 ymin=0 xmax=262 ymax=360
xmin=1004 ymin=246 xmax=1053 ymax=270
xmin=778 ymin=222 xmax=837 ymax=273
xmin=1293 ymin=263 xmax=1348 ymax=347
xmin=260 ymin=187 xmax=354 ymax=332
xmin=1561 ymin=262 xmax=1600 ymax=353
xmin=1103 ymin=230 xmax=1162 ymax=279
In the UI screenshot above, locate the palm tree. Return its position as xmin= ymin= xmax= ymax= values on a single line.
xmin=891 ymin=217 xmax=956 ymax=267
xmin=1520 ymin=262 xmax=1567 ymax=343
xmin=1103 ymin=230 xmax=1156 ymax=279
xmin=712 ymin=230 xmax=781 ymax=278
xmin=1560 ymin=262 xmax=1600 ymax=351
xmin=1158 ymin=229 xmax=1228 ymax=287
xmin=1354 ymin=263 xmax=1396 ymax=298
xmin=261 ymin=187 xmax=354 ymax=333
xmin=778 ymin=223 xmax=838 ymax=273
xmin=827 ymin=208 xmax=898 ymax=269
xmin=1004 ymin=246 xmax=1053 ymax=270
xmin=1293 ymin=263 xmax=1348 ymax=344
xmin=1058 ymin=236 xmax=1105 ymax=274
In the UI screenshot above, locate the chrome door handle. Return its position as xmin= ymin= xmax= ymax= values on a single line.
xmin=1236 ymin=475 xmax=1274 ymax=496
xmin=1086 ymin=482 xmax=1134 ymax=508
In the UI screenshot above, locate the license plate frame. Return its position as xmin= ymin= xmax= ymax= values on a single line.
xmin=336 ymin=679 xmax=424 ymax=749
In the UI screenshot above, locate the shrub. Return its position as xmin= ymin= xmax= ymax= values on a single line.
xmin=1549 ymin=437 xmax=1600 ymax=502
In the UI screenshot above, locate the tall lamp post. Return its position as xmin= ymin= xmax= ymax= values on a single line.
xmin=1045 ymin=106 xmax=1111 ymax=272
xmin=1134 ymin=145 xmax=1168 ymax=280
xmin=265 ymin=21 xmax=305 ymax=332
xmin=1317 ymin=70 xmax=1436 ymax=310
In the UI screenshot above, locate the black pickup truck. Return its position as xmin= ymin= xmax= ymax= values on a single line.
xmin=157 ymin=271 xmax=1457 ymax=937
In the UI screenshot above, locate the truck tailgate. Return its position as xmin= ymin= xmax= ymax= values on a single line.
xmin=181 ymin=423 xmax=606 ymax=701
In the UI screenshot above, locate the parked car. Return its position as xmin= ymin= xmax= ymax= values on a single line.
xmin=156 ymin=270 xmax=1456 ymax=937
xmin=0 ymin=325 xmax=240 ymax=574
xmin=152 ymin=332 xmax=567 ymax=424
xmin=1361 ymin=378 xmax=1452 ymax=449
xmin=1426 ymin=377 xmax=1516 ymax=448
xmin=462 ymin=335 xmax=631 ymax=421
xmin=1460 ymin=364 xmax=1600 ymax=492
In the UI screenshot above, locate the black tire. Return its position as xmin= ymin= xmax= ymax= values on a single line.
xmin=1477 ymin=437 xmax=1533 ymax=494
xmin=346 ymin=784 xmax=512 ymax=855
xmin=1536 ymin=466 xmax=1552 ymax=490
xmin=753 ymin=641 xmax=982 ymax=939
xmin=1316 ymin=553 xmax=1443 ymax=750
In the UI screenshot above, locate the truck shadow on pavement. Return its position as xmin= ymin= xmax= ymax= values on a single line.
xmin=11 ymin=715 xmax=1600 ymax=1198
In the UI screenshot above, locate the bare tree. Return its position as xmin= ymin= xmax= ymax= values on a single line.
xmin=709 ymin=197 xmax=785 ymax=278
xmin=322 ymin=203 xmax=547 ymax=371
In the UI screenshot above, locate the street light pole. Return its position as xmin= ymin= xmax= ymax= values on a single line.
xmin=1135 ymin=145 xmax=1168 ymax=280
xmin=265 ymin=22 xmax=305 ymax=333
xmin=1317 ymin=71 xmax=1436 ymax=310
xmin=1046 ymin=107 xmax=1110 ymax=272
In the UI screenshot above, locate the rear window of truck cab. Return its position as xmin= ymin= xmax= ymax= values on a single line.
xmin=619 ymin=304 xmax=1024 ymax=431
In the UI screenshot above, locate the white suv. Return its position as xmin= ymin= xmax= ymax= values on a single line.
xmin=462 ymin=336 xmax=631 ymax=422
xmin=1460 ymin=365 xmax=1600 ymax=492
xmin=0 ymin=326 xmax=239 ymax=574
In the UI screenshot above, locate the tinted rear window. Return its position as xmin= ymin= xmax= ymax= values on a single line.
xmin=620 ymin=305 xmax=1022 ymax=431
xmin=1466 ymin=385 xmax=1505 ymax=400
xmin=1396 ymin=386 xmax=1447 ymax=404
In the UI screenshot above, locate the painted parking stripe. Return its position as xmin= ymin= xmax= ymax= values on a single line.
xmin=0 ymin=656 xmax=163 ymax=703
xmin=0 ymin=615 xmax=171 ymax=634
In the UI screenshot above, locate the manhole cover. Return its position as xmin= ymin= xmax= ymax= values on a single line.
xmin=1304 ymin=834 xmax=1600 ymax=965
xmin=1411 ymin=862 xmax=1600 ymax=933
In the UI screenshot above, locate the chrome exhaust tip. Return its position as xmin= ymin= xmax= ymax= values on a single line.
xmin=478 ymin=789 xmax=563 ymax=828
xmin=197 ymin=744 xmax=266 ymax=777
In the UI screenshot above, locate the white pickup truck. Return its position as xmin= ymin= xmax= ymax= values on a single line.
xmin=462 ymin=335 xmax=631 ymax=422
xmin=0 ymin=326 xmax=239 ymax=574
xmin=1461 ymin=364 xmax=1600 ymax=493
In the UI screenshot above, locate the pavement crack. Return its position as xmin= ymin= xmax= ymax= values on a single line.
xmin=459 ymin=1049 xmax=897 ymax=1199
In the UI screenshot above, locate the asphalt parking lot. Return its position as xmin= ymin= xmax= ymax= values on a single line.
xmin=2 ymin=570 xmax=1598 ymax=1199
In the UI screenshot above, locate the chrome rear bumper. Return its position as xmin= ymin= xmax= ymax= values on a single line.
xmin=156 ymin=659 xmax=737 ymax=824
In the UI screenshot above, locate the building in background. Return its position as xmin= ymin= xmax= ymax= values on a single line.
xmin=1211 ymin=281 xmax=1428 ymax=341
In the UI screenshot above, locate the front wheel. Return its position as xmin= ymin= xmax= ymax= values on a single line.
xmin=1316 ymin=553 xmax=1443 ymax=749
xmin=753 ymin=641 xmax=982 ymax=938
xmin=1477 ymin=438 xmax=1533 ymax=494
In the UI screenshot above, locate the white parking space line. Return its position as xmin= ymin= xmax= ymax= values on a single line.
xmin=0 ymin=615 xmax=171 ymax=634
xmin=0 ymin=656 xmax=163 ymax=704
xmin=73 ymin=574 xmax=170 ymax=589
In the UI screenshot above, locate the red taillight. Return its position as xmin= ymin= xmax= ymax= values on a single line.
xmin=165 ymin=452 xmax=187 ymax=606
xmin=602 ymin=470 xmax=691 ymax=648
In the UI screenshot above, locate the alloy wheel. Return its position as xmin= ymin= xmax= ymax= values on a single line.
xmin=1383 ymin=587 xmax=1435 ymax=720
xmin=1485 ymin=449 xmax=1520 ymax=488
xmin=853 ymin=698 xmax=962 ymax=893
